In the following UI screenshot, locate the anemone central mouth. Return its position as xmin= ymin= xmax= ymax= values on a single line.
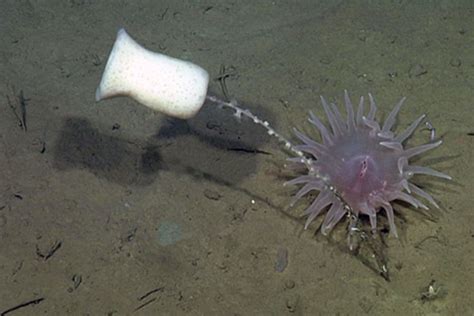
xmin=342 ymin=154 xmax=378 ymax=187
xmin=358 ymin=155 xmax=370 ymax=178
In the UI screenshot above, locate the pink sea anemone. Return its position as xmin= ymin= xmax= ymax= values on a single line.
xmin=286 ymin=91 xmax=450 ymax=237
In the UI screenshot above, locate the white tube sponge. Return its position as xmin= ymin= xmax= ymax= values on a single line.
xmin=96 ymin=28 xmax=209 ymax=119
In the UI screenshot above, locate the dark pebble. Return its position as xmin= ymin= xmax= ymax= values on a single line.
xmin=449 ymin=58 xmax=461 ymax=67
xmin=320 ymin=57 xmax=331 ymax=64
xmin=204 ymin=189 xmax=222 ymax=201
xmin=285 ymin=279 xmax=295 ymax=289
xmin=285 ymin=295 xmax=298 ymax=313
xmin=275 ymin=247 xmax=289 ymax=272
xmin=409 ymin=64 xmax=427 ymax=77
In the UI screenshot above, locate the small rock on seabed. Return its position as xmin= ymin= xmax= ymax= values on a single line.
xmin=275 ymin=247 xmax=289 ymax=272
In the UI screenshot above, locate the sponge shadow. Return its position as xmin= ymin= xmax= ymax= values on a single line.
xmin=52 ymin=99 xmax=279 ymax=189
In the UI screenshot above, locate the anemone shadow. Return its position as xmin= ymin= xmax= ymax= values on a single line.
xmin=137 ymin=99 xmax=299 ymax=217
xmin=143 ymin=101 xmax=275 ymax=182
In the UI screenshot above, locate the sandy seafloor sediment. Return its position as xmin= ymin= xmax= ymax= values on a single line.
xmin=0 ymin=1 xmax=472 ymax=315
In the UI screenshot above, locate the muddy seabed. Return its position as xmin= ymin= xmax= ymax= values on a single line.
xmin=0 ymin=1 xmax=473 ymax=315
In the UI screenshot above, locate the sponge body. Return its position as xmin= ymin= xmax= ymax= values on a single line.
xmin=96 ymin=28 xmax=209 ymax=119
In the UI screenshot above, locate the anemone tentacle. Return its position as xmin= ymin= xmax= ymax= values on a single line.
xmin=289 ymin=92 xmax=449 ymax=237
